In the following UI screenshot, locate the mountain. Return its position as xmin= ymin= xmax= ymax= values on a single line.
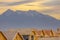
xmin=0 ymin=9 xmax=60 ymax=30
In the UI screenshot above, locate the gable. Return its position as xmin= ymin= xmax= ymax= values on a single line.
xmin=14 ymin=33 xmax=23 ymax=40
xmin=43 ymin=30 xmax=53 ymax=37
xmin=2 ymin=31 xmax=18 ymax=40
xmin=33 ymin=31 xmax=43 ymax=37
xmin=0 ymin=31 xmax=7 ymax=40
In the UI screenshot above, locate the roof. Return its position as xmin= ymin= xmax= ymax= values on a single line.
xmin=2 ymin=31 xmax=18 ymax=40
xmin=32 ymin=30 xmax=44 ymax=37
xmin=53 ymin=31 xmax=60 ymax=37
xmin=43 ymin=30 xmax=53 ymax=37
xmin=0 ymin=31 xmax=7 ymax=40
xmin=18 ymin=28 xmax=34 ymax=35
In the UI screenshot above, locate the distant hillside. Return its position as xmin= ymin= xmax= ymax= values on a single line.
xmin=0 ymin=9 xmax=60 ymax=30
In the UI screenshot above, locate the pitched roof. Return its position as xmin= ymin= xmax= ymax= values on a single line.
xmin=2 ymin=31 xmax=18 ymax=40
xmin=32 ymin=30 xmax=44 ymax=37
xmin=53 ymin=31 xmax=60 ymax=37
xmin=42 ymin=30 xmax=53 ymax=37
xmin=18 ymin=28 xmax=34 ymax=35
xmin=0 ymin=31 xmax=7 ymax=40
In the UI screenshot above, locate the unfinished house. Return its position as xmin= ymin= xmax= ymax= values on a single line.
xmin=51 ymin=31 xmax=60 ymax=40
xmin=18 ymin=28 xmax=35 ymax=40
xmin=0 ymin=28 xmax=60 ymax=40
xmin=32 ymin=30 xmax=44 ymax=40
xmin=0 ymin=31 xmax=7 ymax=40
xmin=38 ymin=30 xmax=60 ymax=40
xmin=2 ymin=31 xmax=23 ymax=40
xmin=42 ymin=30 xmax=53 ymax=37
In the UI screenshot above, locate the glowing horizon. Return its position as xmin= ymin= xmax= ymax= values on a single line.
xmin=0 ymin=0 xmax=60 ymax=20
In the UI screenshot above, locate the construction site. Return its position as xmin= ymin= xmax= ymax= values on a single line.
xmin=0 ymin=28 xmax=60 ymax=40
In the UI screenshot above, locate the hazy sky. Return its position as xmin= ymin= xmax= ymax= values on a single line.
xmin=0 ymin=0 xmax=60 ymax=20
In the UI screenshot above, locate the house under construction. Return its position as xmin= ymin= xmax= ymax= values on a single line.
xmin=0 ymin=28 xmax=60 ymax=40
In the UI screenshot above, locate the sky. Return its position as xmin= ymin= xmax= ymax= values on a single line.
xmin=0 ymin=0 xmax=60 ymax=20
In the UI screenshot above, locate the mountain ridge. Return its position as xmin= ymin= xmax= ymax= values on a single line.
xmin=2 ymin=9 xmax=44 ymax=16
xmin=0 ymin=9 xmax=60 ymax=30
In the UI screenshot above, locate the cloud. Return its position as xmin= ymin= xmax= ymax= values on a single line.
xmin=41 ymin=7 xmax=60 ymax=14
xmin=0 ymin=0 xmax=21 ymax=2
xmin=42 ymin=0 xmax=60 ymax=6
xmin=42 ymin=10 xmax=60 ymax=15
xmin=38 ymin=0 xmax=60 ymax=15
xmin=0 ymin=0 xmax=35 ymax=6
